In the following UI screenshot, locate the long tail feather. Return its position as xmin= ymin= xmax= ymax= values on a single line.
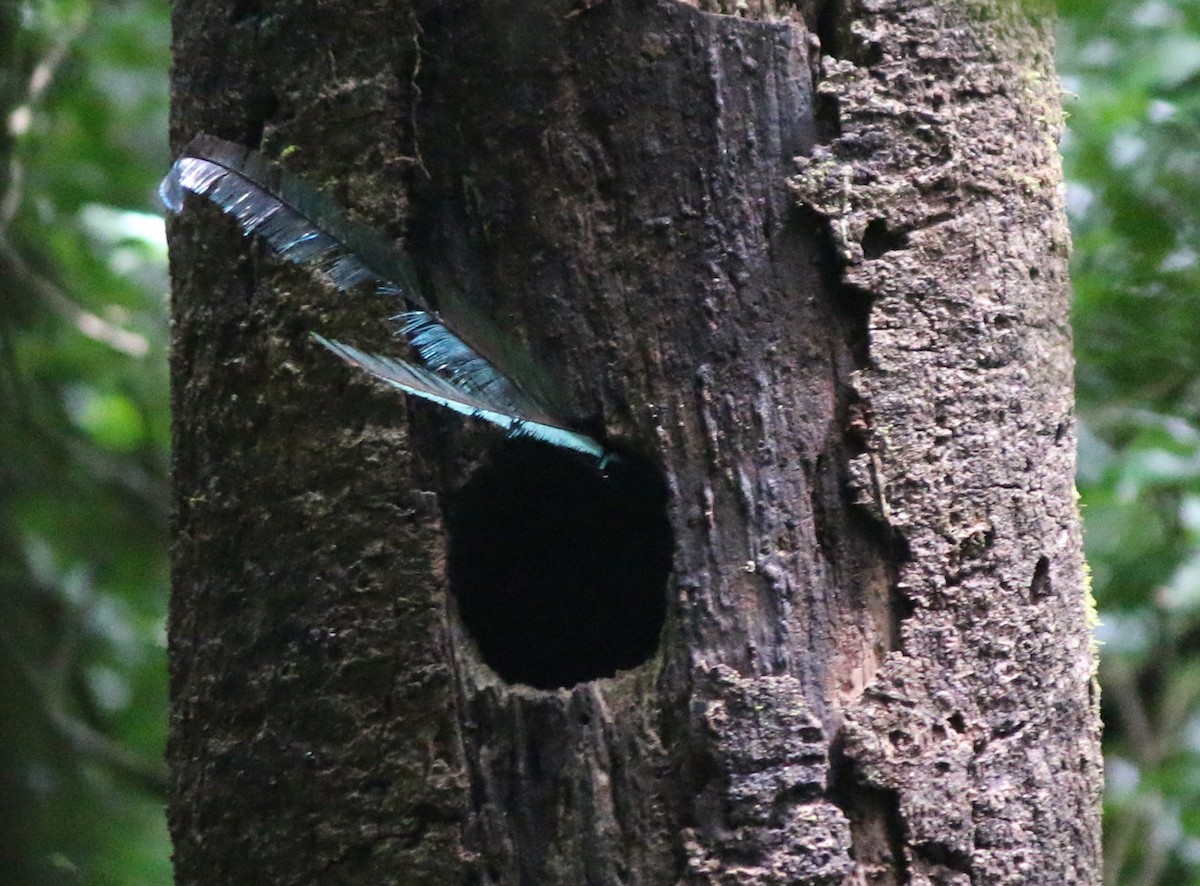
xmin=160 ymin=134 xmax=424 ymax=299
xmin=396 ymin=311 xmax=558 ymax=422
xmin=163 ymin=134 xmax=604 ymax=460
xmin=312 ymin=334 xmax=607 ymax=460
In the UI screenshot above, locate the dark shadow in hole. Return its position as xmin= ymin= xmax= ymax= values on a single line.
xmin=445 ymin=439 xmax=673 ymax=690
xmin=1030 ymin=555 xmax=1052 ymax=601
xmin=861 ymin=217 xmax=908 ymax=260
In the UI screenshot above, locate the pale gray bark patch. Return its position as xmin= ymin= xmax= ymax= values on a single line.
xmin=790 ymin=0 xmax=1102 ymax=881
xmin=683 ymin=665 xmax=853 ymax=883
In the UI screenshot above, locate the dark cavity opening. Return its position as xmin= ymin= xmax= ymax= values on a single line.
xmin=445 ymin=439 xmax=673 ymax=689
xmin=1030 ymin=555 xmax=1052 ymax=601
xmin=861 ymin=217 xmax=908 ymax=260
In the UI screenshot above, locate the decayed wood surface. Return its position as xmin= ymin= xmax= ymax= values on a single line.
xmin=788 ymin=1 xmax=1103 ymax=881
xmin=167 ymin=1 xmax=1100 ymax=883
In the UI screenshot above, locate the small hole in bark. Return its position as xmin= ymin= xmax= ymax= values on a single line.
xmin=241 ymin=94 xmax=280 ymax=149
xmin=916 ymin=841 xmax=972 ymax=873
xmin=861 ymin=218 xmax=907 ymax=260
xmin=948 ymin=712 xmax=966 ymax=733
xmin=1030 ymin=555 xmax=1052 ymax=600
xmin=815 ymin=1 xmax=845 ymax=58
xmin=446 ymin=439 xmax=673 ymax=689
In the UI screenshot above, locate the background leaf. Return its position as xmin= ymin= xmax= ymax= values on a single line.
xmin=1061 ymin=0 xmax=1200 ymax=882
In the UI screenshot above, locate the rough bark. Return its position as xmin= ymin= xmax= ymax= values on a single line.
xmin=788 ymin=1 xmax=1102 ymax=881
xmin=167 ymin=0 xmax=1100 ymax=884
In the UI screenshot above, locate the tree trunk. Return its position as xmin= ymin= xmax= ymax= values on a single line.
xmin=167 ymin=0 xmax=1102 ymax=883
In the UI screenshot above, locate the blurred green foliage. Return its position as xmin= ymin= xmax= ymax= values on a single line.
xmin=1061 ymin=0 xmax=1200 ymax=882
xmin=1 ymin=0 xmax=1198 ymax=882
xmin=1 ymin=0 xmax=171 ymax=883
